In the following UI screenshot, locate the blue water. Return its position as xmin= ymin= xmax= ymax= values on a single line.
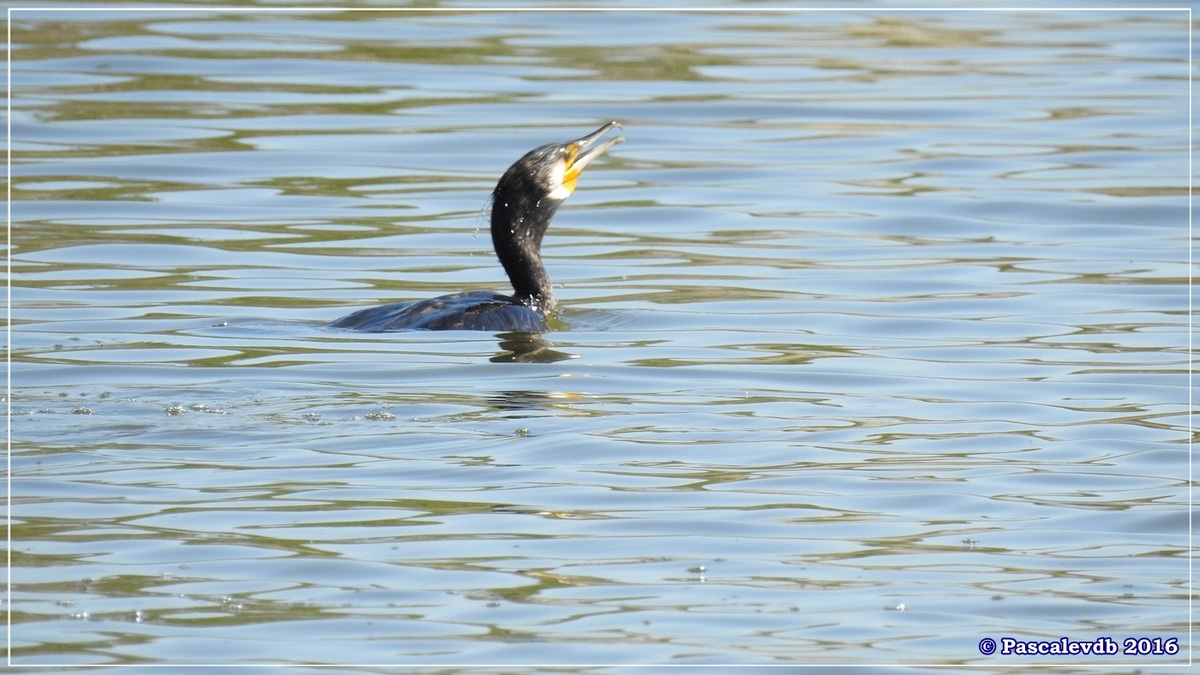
xmin=9 ymin=5 xmax=1191 ymax=671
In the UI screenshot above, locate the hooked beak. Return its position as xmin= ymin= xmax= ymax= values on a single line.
xmin=561 ymin=121 xmax=623 ymax=195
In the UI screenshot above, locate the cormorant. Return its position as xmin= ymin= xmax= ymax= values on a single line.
xmin=330 ymin=122 xmax=623 ymax=332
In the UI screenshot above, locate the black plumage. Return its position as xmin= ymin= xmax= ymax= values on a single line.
xmin=331 ymin=122 xmax=623 ymax=332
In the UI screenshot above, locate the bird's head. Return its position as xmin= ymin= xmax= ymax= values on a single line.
xmin=499 ymin=121 xmax=624 ymax=204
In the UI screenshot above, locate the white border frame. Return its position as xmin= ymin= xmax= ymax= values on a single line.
xmin=5 ymin=4 xmax=1193 ymax=670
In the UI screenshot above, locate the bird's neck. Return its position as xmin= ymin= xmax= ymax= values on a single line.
xmin=491 ymin=195 xmax=560 ymax=313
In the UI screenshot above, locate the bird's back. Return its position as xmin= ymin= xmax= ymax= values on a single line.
xmin=330 ymin=291 xmax=546 ymax=332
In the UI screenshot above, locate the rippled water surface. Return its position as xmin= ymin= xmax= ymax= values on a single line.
xmin=9 ymin=5 xmax=1191 ymax=672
